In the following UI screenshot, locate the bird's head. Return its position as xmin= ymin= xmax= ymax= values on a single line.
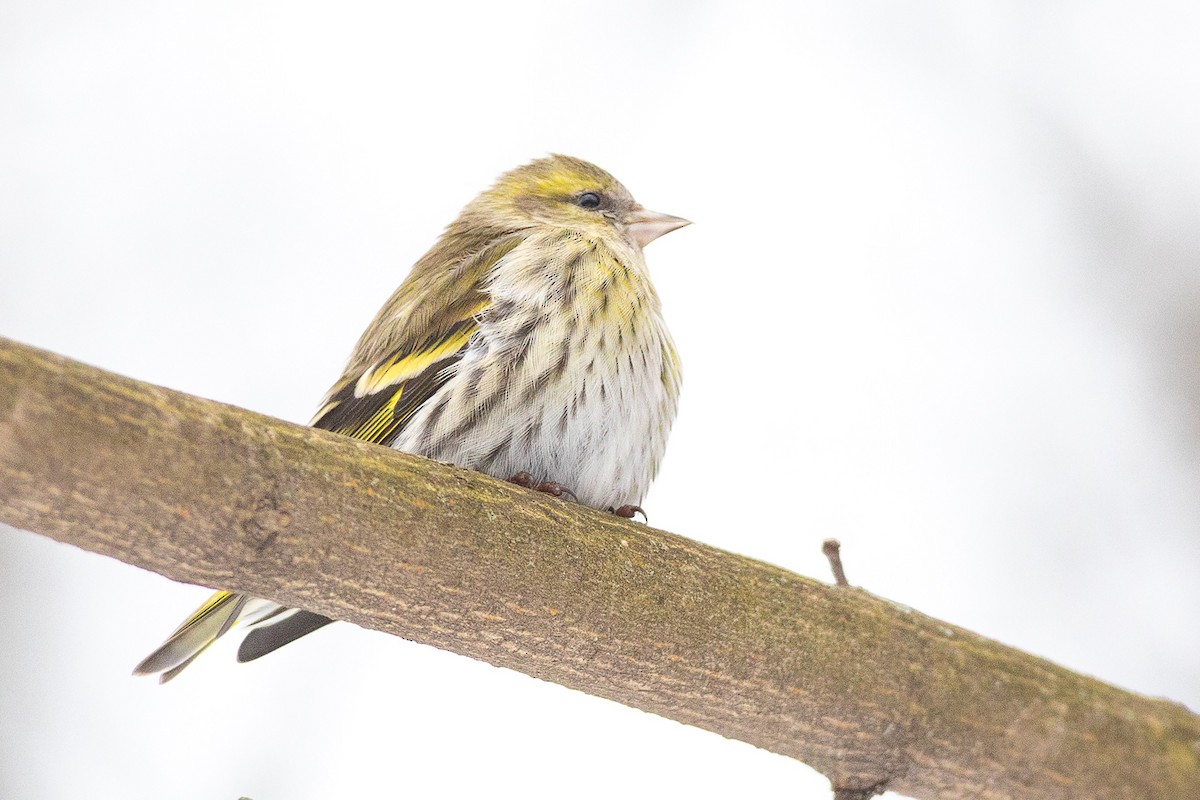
xmin=470 ymin=154 xmax=690 ymax=249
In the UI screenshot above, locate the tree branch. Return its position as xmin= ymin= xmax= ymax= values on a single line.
xmin=1 ymin=336 xmax=1197 ymax=800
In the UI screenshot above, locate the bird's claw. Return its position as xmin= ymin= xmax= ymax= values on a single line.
xmin=534 ymin=482 xmax=577 ymax=502
xmin=508 ymin=472 xmax=578 ymax=503
xmin=611 ymin=504 xmax=647 ymax=522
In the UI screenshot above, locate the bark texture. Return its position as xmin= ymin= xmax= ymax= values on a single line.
xmin=1 ymin=336 xmax=1198 ymax=799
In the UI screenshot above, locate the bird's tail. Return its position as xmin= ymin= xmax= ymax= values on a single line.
xmin=133 ymin=590 xmax=249 ymax=683
xmin=134 ymin=592 xmax=333 ymax=682
xmin=236 ymin=610 xmax=334 ymax=664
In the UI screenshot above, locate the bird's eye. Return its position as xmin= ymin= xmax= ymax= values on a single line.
xmin=577 ymin=192 xmax=602 ymax=209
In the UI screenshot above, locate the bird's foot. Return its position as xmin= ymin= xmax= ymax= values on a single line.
xmin=508 ymin=471 xmax=578 ymax=503
xmin=610 ymin=504 xmax=647 ymax=522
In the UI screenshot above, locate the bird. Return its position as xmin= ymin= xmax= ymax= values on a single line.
xmin=132 ymin=155 xmax=689 ymax=682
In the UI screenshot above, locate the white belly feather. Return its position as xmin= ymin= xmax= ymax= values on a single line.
xmin=392 ymin=232 xmax=680 ymax=509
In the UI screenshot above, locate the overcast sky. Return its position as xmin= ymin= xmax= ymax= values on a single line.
xmin=3 ymin=3 xmax=1199 ymax=798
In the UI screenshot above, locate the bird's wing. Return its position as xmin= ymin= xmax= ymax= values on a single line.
xmin=310 ymin=235 xmax=520 ymax=446
xmin=309 ymin=312 xmax=481 ymax=446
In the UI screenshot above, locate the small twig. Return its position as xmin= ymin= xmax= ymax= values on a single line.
xmin=822 ymin=538 xmax=849 ymax=587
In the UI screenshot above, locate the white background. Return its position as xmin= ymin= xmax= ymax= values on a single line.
xmin=2 ymin=2 xmax=1199 ymax=798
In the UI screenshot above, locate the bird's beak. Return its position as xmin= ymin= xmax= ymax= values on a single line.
xmin=624 ymin=206 xmax=691 ymax=249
